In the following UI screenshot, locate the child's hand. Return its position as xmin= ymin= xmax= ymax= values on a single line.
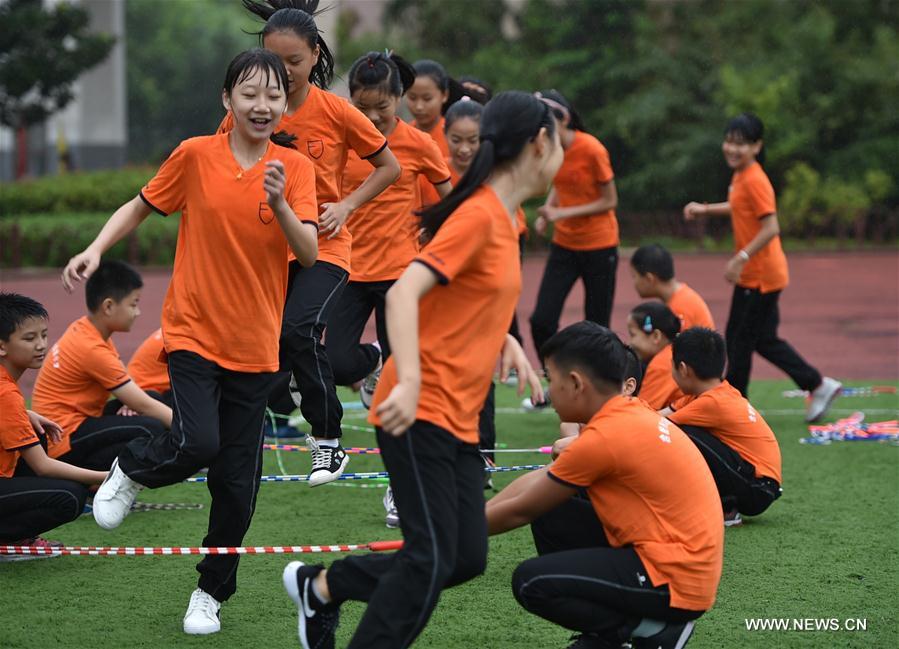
xmin=537 ymin=204 xmax=561 ymax=223
xmin=534 ymin=214 xmax=549 ymax=237
xmin=264 ymin=160 xmax=288 ymax=210
xmin=551 ymin=435 xmax=576 ymax=459
xmin=117 ymin=404 xmax=139 ymax=417
xmin=376 ymin=381 xmax=419 ymax=437
xmin=62 ymin=250 xmax=101 ymax=293
xmin=501 ymin=335 xmax=544 ymax=403
xmin=683 ymin=201 xmax=705 ymax=221
xmin=724 ymin=254 xmax=746 ymax=284
xmin=26 ymin=410 xmax=63 ymax=444
xmin=319 ymin=201 xmax=353 ymax=240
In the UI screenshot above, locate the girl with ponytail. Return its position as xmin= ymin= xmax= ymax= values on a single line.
xmin=222 ymin=1 xmax=401 ymax=485
xmin=281 ymin=91 xmax=563 ymax=649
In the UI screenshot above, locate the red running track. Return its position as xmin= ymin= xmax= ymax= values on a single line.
xmin=2 ymin=250 xmax=897 ymax=399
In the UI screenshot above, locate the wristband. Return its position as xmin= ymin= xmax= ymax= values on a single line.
xmin=737 ymin=249 xmax=750 ymax=261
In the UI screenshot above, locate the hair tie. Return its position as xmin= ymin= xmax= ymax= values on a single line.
xmin=642 ymin=315 xmax=653 ymax=333
xmin=366 ymin=56 xmax=375 ymax=68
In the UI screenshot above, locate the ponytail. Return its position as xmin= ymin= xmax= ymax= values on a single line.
xmin=412 ymin=59 xmax=465 ymax=114
xmin=348 ymin=50 xmax=415 ymax=97
xmin=243 ymin=0 xmax=335 ymax=89
xmin=418 ymin=91 xmax=555 ymax=239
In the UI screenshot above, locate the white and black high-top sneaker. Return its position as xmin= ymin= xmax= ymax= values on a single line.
xmin=307 ymin=436 xmax=349 ymax=487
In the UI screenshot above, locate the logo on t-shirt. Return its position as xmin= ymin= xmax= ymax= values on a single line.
xmin=658 ymin=418 xmax=671 ymax=443
xmin=307 ymin=140 xmax=324 ymax=159
xmin=258 ymin=202 xmax=274 ymax=225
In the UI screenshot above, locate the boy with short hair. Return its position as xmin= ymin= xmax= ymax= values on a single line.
xmin=0 ymin=293 xmax=107 ymax=556
xmin=31 ymin=261 xmax=170 ymax=471
xmin=630 ymin=244 xmax=714 ymax=331
xmin=665 ymin=327 xmax=783 ymax=527
xmin=486 ymin=321 xmax=723 ymax=649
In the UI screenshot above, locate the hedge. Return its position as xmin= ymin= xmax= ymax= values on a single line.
xmin=0 ymin=168 xmax=155 ymax=216
xmin=0 ymin=213 xmax=179 ymax=268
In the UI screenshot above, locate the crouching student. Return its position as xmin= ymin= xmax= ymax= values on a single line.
xmin=0 ymin=294 xmax=107 ymax=555
xmin=630 ymin=243 xmax=714 ymax=331
xmin=626 ymin=302 xmax=684 ymax=410
xmin=486 ymin=321 xmax=723 ymax=649
xmin=31 ymin=261 xmax=171 ymax=471
xmin=664 ymin=327 xmax=783 ymax=527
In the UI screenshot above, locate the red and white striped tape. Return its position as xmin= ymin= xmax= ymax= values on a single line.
xmin=0 ymin=540 xmax=403 ymax=557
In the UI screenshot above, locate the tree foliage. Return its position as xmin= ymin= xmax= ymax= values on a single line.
xmin=0 ymin=0 xmax=114 ymax=129
xmin=346 ymin=0 xmax=898 ymax=235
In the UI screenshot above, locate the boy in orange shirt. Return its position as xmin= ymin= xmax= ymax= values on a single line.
xmin=32 ymin=261 xmax=170 ymax=471
xmin=486 ymin=322 xmax=723 ymax=649
xmin=627 ymin=302 xmax=684 ymax=410
xmin=126 ymin=327 xmax=171 ymax=405
xmin=664 ymin=327 xmax=783 ymax=527
xmin=631 ymin=244 xmax=715 ymax=331
xmin=683 ymin=113 xmax=840 ymax=421
xmin=0 ymin=293 xmax=107 ymax=555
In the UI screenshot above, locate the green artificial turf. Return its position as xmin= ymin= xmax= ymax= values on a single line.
xmin=3 ymin=380 xmax=897 ymax=649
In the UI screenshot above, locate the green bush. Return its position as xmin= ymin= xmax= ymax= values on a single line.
xmin=0 ymin=212 xmax=179 ymax=268
xmin=0 ymin=167 xmax=154 ymax=216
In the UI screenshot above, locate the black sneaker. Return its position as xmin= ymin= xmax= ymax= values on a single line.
xmin=283 ymin=561 xmax=339 ymax=649
xmin=307 ymin=438 xmax=349 ymax=487
xmin=632 ymin=621 xmax=695 ymax=649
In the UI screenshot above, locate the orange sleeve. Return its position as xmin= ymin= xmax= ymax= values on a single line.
xmin=285 ymin=154 xmax=319 ymax=226
xmin=419 ymin=174 xmax=441 ymax=208
xmin=640 ymin=359 xmax=680 ymax=410
xmin=548 ymin=429 xmax=614 ymax=487
xmin=419 ymin=139 xmax=452 ymax=185
xmin=344 ymin=103 xmax=388 ymax=160
xmin=668 ymin=393 xmax=719 ymax=429
xmin=592 ymin=140 xmax=615 ymax=184
xmin=84 ymin=344 xmax=131 ymax=391
xmin=745 ymin=173 xmax=776 ymax=219
xmin=669 ymin=394 xmax=695 ymax=412
xmin=414 ymin=205 xmax=490 ymax=284
xmin=216 ymin=112 xmax=234 ymax=134
xmin=141 ymin=142 xmax=189 ymax=216
xmin=0 ymin=389 xmax=39 ymax=452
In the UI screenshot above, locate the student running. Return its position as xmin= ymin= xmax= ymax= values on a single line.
xmin=280 ymin=90 xmax=559 ymax=649
xmin=0 ymin=293 xmax=107 ymax=557
xmin=60 ymin=48 xmax=319 ymax=635
xmin=631 ymin=243 xmax=715 ymax=331
xmin=486 ymin=322 xmax=723 ymax=649
xmin=627 ymin=302 xmax=684 ymax=410
xmin=31 ymin=261 xmax=170 ymax=471
xmin=683 ymin=112 xmax=840 ymax=421
xmin=233 ymin=0 xmax=401 ymax=484
xmin=529 ymin=90 xmax=620 ymax=360
xmin=664 ymin=327 xmax=783 ymax=527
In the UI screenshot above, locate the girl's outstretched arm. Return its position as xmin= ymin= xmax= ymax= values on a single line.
xmin=62 ymin=196 xmax=152 ymax=292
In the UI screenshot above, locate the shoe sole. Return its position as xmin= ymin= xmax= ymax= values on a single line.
xmin=308 ymin=454 xmax=350 ymax=487
xmin=672 ymin=620 xmax=695 ymax=649
xmin=805 ymin=383 xmax=843 ymax=423
xmin=183 ymin=622 xmax=221 ymax=635
xmin=283 ymin=561 xmax=313 ymax=649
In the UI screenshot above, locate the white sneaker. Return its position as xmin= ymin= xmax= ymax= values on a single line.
xmin=307 ymin=437 xmax=349 ymax=487
xmin=360 ymin=343 xmax=383 ymax=410
xmin=92 ymin=458 xmax=143 ymax=530
xmin=289 ymin=373 xmax=303 ymax=408
xmin=183 ymin=588 xmax=221 ymax=635
xmin=382 ymin=486 xmax=399 ymax=529
xmin=806 ymin=377 xmax=842 ymax=422
xmin=521 ymin=395 xmax=551 ymax=412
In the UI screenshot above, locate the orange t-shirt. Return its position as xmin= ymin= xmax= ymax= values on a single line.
xmin=344 ymin=119 xmax=450 ymax=282
xmin=128 ymin=328 xmax=170 ymax=394
xmin=0 ymin=366 xmax=40 ymax=478
xmin=549 ymin=395 xmax=723 ymax=611
xmin=421 ymin=163 xmax=528 ymax=237
xmin=640 ymin=345 xmax=684 ymax=410
xmin=413 ymin=116 xmax=449 ymax=158
xmin=728 ymin=162 xmax=789 ymax=293
xmin=551 ymin=131 xmax=618 ymax=251
xmin=140 ymin=133 xmax=318 ymax=373
xmin=369 ymin=186 xmax=522 ymax=443
xmin=32 ymin=317 xmax=131 ymax=456
xmin=218 ymin=85 xmax=386 ymax=273
xmin=669 ymin=381 xmax=782 ymax=482
xmin=668 ymin=283 xmax=715 ymax=331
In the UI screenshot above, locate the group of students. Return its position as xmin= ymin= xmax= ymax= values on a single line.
xmin=1 ymin=1 xmax=845 ymax=648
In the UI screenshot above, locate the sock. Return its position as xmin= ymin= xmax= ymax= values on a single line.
xmin=315 ymin=438 xmax=339 ymax=448
xmin=632 ymin=619 xmax=666 ymax=637
xmin=310 ymin=573 xmax=332 ymax=608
